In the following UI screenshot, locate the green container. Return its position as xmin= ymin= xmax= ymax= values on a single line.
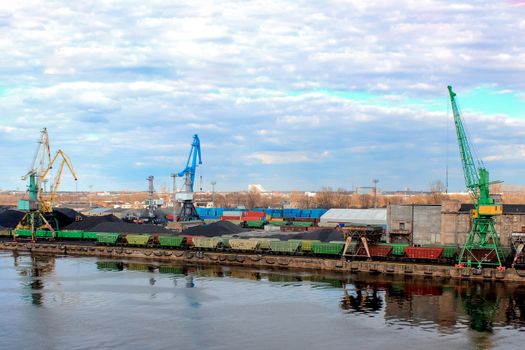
xmin=82 ymin=232 xmax=98 ymax=240
xmin=193 ymin=237 xmax=225 ymax=249
xmin=56 ymin=230 xmax=84 ymax=239
xmin=125 ymin=234 xmax=151 ymax=246
xmin=291 ymin=221 xmax=313 ymax=227
xmin=35 ymin=230 xmax=53 ymax=238
xmin=312 ymin=242 xmax=345 ymax=255
xmin=15 ymin=229 xmax=33 ymax=237
xmin=158 ymin=236 xmax=185 ymax=248
xmin=245 ymin=220 xmax=265 ymax=228
xmin=269 ymin=240 xmax=301 ymax=253
xmin=96 ymin=232 xmax=121 ymax=245
xmin=229 ymin=239 xmax=259 ymax=251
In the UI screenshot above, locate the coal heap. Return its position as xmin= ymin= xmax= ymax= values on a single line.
xmin=53 ymin=208 xmax=85 ymax=229
xmin=0 ymin=209 xmax=26 ymax=229
xmin=64 ymin=214 xmax=122 ymax=231
xmin=87 ymin=222 xmax=173 ymax=234
xmin=268 ymin=228 xmax=344 ymax=242
xmin=183 ymin=220 xmax=247 ymax=237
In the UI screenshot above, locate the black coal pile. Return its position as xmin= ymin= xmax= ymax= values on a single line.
xmin=54 ymin=208 xmax=85 ymax=229
xmin=64 ymin=214 xmax=122 ymax=231
xmin=183 ymin=220 xmax=247 ymax=237
xmin=87 ymin=222 xmax=173 ymax=234
xmin=268 ymin=228 xmax=344 ymax=242
xmin=0 ymin=209 xmax=26 ymax=229
xmin=0 ymin=205 xmax=15 ymax=214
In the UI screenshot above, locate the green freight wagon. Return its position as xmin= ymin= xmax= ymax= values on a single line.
xmin=82 ymin=232 xmax=98 ymax=240
xmin=15 ymin=229 xmax=33 ymax=238
xmin=0 ymin=230 xmax=12 ymax=237
xmin=35 ymin=230 xmax=53 ymax=238
xmin=250 ymin=238 xmax=278 ymax=250
xmin=125 ymin=234 xmax=151 ymax=246
xmin=95 ymin=232 xmax=121 ymax=245
xmin=158 ymin=236 xmax=185 ymax=248
xmin=193 ymin=237 xmax=226 ymax=249
xmin=296 ymin=240 xmax=320 ymax=252
xmin=311 ymin=242 xmax=345 ymax=256
xmin=56 ymin=230 xmax=84 ymax=239
xmin=440 ymin=245 xmax=458 ymax=259
xmin=388 ymin=243 xmax=409 ymax=256
xmin=269 ymin=240 xmax=301 ymax=254
xmin=228 ymin=239 xmax=259 ymax=251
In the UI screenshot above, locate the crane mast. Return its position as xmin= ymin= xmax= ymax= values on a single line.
xmin=174 ymin=134 xmax=202 ymax=222
xmin=447 ymin=85 xmax=504 ymax=268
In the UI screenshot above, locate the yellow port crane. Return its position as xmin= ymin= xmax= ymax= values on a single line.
xmin=39 ymin=149 xmax=78 ymax=213
xmin=16 ymin=129 xmax=78 ymax=240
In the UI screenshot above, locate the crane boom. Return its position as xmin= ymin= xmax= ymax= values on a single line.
xmin=175 ymin=134 xmax=202 ymax=222
xmin=177 ymin=134 xmax=202 ymax=192
xmin=448 ymin=86 xmax=480 ymax=198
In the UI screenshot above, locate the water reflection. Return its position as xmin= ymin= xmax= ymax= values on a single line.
xmin=12 ymin=253 xmax=525 ymax=337
xmin=17 ymin=253 xmax=56 ymax=306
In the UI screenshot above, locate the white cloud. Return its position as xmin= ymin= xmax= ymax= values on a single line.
xmin=0 ymin=0 xmax=524 ymax=191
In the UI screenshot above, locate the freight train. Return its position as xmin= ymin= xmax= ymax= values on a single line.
xmin=2 ymin=228 xmax=518 ymax=266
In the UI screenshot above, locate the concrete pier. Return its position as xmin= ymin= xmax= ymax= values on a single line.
xmin=2 ymin=241 xmax=525 ymax=282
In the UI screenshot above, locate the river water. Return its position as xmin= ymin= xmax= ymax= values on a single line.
xmin=1 ymin=251 xmax=525 ymax=350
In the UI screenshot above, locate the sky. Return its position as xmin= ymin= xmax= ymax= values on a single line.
xmin=1 ymin=0 xmax=525 ymax=193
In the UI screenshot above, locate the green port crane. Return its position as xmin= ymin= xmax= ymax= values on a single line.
xmin=447 ymin=85 xmax=504 ymax=268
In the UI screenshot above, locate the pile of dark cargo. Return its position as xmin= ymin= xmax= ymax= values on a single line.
xmin=268 ymin=228 xmax=344 ymax=242
xmin=0 ymin=208 xmax=25 ymax=229
xmin=64 ymin=214 xmax=172 ymax=234
xmin=183 ymin=221 xmax=247 ymax=237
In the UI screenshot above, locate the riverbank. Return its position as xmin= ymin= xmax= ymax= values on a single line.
xmin=2 ymin=241 xmax=525 ymax=282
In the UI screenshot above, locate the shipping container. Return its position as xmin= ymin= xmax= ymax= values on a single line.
xmin=245 ymin=220 xmax=265 ymax=228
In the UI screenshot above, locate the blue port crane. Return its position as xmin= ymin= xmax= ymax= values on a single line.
xmin=174 ymin=134 xmax=202 ymax=221
xmin=447 ymin=85 xmax=504 ymax=268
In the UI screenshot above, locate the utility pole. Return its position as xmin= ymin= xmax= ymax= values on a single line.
xmin=171 ymin=173 xmax=177 ymax=216
xmin=372 ymin=179 xmax=379 ymax=208
xmin=147 ymin=176 xmax=155 ymax=219
xmin=211 ymin=181 xmax=216 ymax=204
